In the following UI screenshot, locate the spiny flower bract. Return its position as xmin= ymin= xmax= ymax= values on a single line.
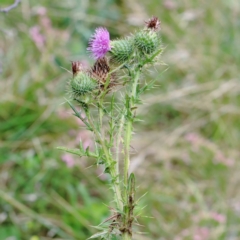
xmin=70 ymin=72 xmax=97 ymax=97
xmin=110 ymin=39 xmax=134 ymax=63
xmin=69 ymin=62 xmax=97 ymax=98
xmin=87 ymin=27 xmax=111 ymax=59
xmin=134 ymin=30 xmax=161 ymax=55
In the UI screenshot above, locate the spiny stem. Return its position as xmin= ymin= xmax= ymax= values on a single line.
xmin=124 ymin=70 xmax=140 ymax=197
xmin=85 ymin=110 xmax=123 ymax=211
xmin=116 ymin=113 xmax=125 ymax=175
xmin=98 ymin=100 xmax=104 ymax=132
xmin=124 ymin=121 xmax=131 ymax=189
xmin=122 ymin=232 xmax=132 ymax=240
xmin=122 ymin=69 xmax=140 ymax=239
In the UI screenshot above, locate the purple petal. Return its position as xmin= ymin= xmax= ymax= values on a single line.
xmin=87 ymin=27 xmax=111 ymax=59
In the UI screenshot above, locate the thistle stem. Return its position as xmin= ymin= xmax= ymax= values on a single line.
xmin=122 ymin=232 xmax=132 ymax=240
xmin=122 ymin=69 xmax=140 ymax=239
xmin=98 ymin=100 xmax=103 ymax=132
xmin=85 ymin=111 xmax=123 ymax=211
xmin=124 ymin=69 xmax=140 ymax=196
xmin=116 ymin=114 xmax=125 ymax=175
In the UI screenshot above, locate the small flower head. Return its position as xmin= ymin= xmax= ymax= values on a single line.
xmin=87 ymin=27 xmax=111 ymax=59
xmin=145 ymin=16 xmax=161 ymax=31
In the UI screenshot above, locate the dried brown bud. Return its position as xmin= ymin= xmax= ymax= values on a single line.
xmin=145 ymin=16 xmax=161 ymax=31
xmin=91 ymin=57 xmax=110 ymax=81
xmin=71 ymin=61 xmax=82 ymax=76
xmin=90 ymin=57 xmax=116 ymax=90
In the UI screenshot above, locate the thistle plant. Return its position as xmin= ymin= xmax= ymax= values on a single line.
xmin=58 ymin=17 xmax=163 ymax=240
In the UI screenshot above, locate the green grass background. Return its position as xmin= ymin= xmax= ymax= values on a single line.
xmin=1 ymin=0 xmax=240 ymax=239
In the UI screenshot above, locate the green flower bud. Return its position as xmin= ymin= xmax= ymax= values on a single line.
xmin=70 ymin=72 xmax=97 ymax=98
xmin=134 ymin=30 xmax=160 ymax=55
xmin=110 ymin=39 xmax=133 ymax=63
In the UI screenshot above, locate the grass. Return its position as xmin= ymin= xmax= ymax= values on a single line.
xmin=0 ymin=0 xmax=240 ymax=239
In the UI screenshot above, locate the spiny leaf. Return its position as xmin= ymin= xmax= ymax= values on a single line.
xmin=65 ymin=98 xmax=93 ymax=131
xmin=57 ymin=146 xmax=98 ymax=158
xmin=133 ymin=117 xmax=143 ymax=123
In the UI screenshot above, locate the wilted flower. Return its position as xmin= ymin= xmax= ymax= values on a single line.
xmin=90 ymin=57 xmax=117 ymax=90
xmin=71 ymin=61 xmax=82 ymax=76
xmin=87 ymin=27 xmax=111 ymax=59
xmin=91 ymin=57 xmax=110 ymax=79
xmin=145 ymin=16 xmax=161 ymax=31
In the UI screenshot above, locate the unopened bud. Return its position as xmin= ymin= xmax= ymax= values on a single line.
xmin=70 ymin=72 xmax=97 ymax=98
xmin=134 ymin=30 xmax=161 ymax=55
xmin=110 ymin=39 xmax=133 ymax=63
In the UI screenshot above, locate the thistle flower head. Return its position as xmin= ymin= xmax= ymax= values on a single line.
xmin=87 ymin=27 xmax=111 ymax=59
xmin=145 ymin=16 xmax=161 ymax=31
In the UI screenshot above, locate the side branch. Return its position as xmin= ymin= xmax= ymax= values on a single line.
xmin=0 ymin=0 xmax=21 ymax=13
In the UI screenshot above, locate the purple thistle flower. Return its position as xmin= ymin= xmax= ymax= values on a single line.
xmin=87 ymin=27 xmax=111 ymax=59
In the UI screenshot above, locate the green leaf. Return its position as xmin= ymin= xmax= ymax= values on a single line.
xmin=65 ymin=98 xmax=93 ymax=131
xmin=57 ymin=147 xmax=84 ymax=156
xmin=57 ymin=146 xmax=98 ymax=158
